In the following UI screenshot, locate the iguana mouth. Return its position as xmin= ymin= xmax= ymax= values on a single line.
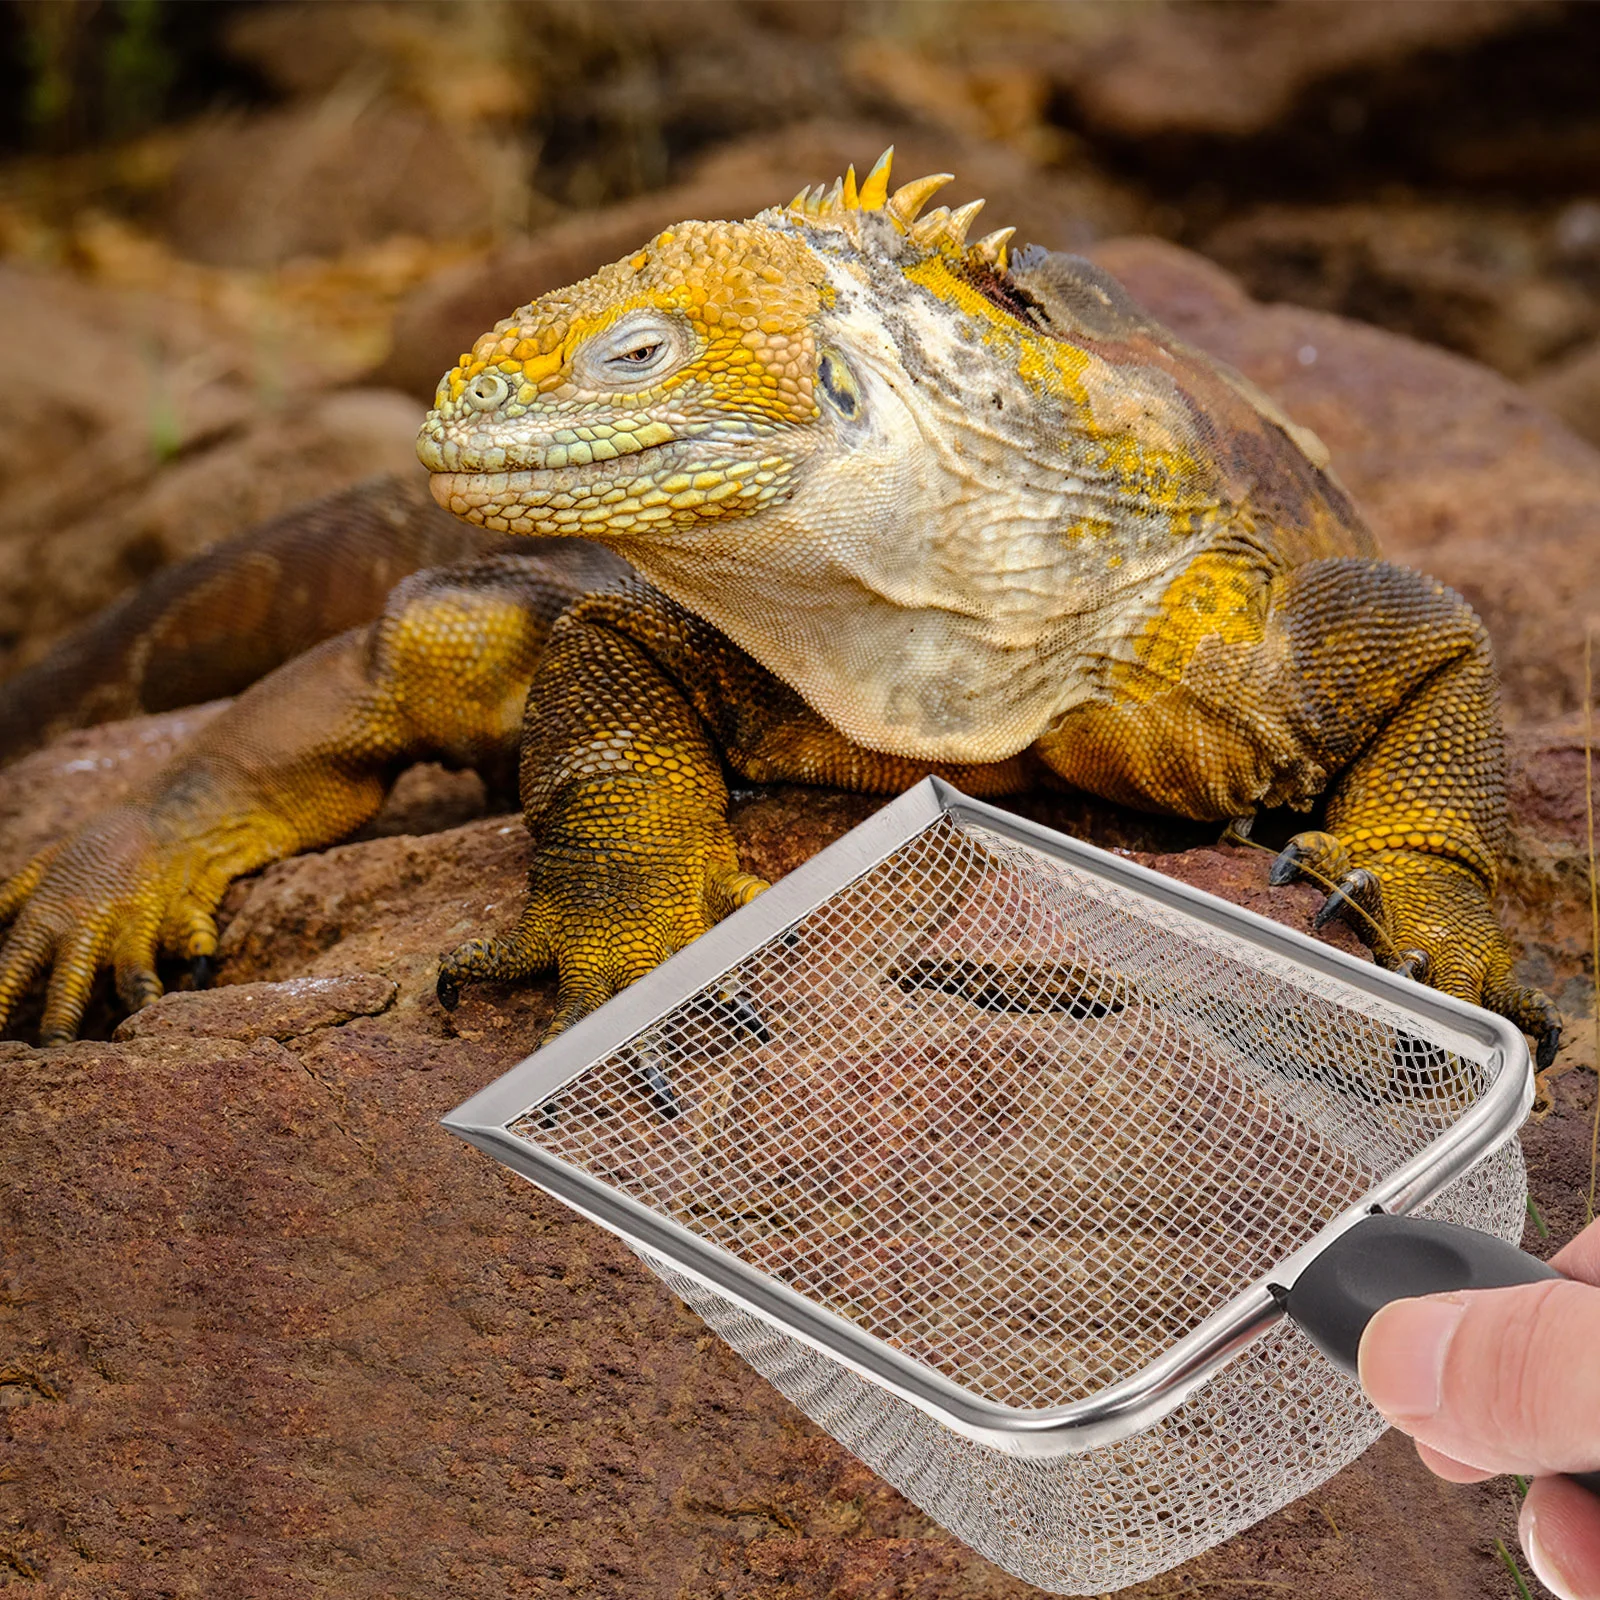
xmin=415 ymin=422 xmax=691 ymax=478
xmin=425 ymin=438 xmax=793 ymax=536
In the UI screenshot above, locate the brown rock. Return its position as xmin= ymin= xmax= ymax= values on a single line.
xmin=1527 ymin=334 xmax=1600 ymax=448
xmin=221 ymin=1 xmax=533 ymax=122
xmin=1201 ymin=201 xmax=1598 ymax=379
xmin=113 ymin=972 xmax=398 ymax=1043
xmin=0 ymin=264 xmax=257 ymax=540
xmin=0 ymin=702 xmax=228 ymax=880
xmin=0 ymin=379 xmax=426 ymax=682
xmin=162 ymin=105 xmax=510 ymax=269
xmin=1090 ymin=236 xmax=1600 ymax=725
xmin=214 ymin=814 xmax=539 ymax=1035
xmin=1047 ymin=0 xmax=1547 ymax=142
xmin=1501 ymin=721 xmax=1600 ymax=1042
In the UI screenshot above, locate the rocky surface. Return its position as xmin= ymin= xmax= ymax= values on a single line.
xmin=0 ymin=261 xmax=426 ymax=678
xmin=1528 ymin=335 xmax=1600 ymax=449
xmin=113 ymin=972 xmax=399 ymax=1044
xmin=1042 ymin=0 xmax=1541 ymax=144
xmin=1201 ymin=201 xmax=1600 ymax=380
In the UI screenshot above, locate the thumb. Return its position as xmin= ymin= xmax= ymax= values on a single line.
xmin=1358 ymin=1278 xmax=1600 ymax=1479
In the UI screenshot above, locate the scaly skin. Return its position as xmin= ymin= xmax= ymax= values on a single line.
xmin=0 ymin=150 xmax=1560 ymax=1065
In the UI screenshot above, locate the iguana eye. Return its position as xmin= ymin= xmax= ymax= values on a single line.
xmin=576 ymin=315 xmax=688 ymax=390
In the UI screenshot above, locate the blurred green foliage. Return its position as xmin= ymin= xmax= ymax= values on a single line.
xmin=7 ymin=0 xmax=255 ymax=153
xmin=102 ymin=0 xmax=175 ymax=139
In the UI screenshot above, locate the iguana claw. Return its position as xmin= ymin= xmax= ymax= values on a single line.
xmin=1312 ymin=867 xmax=1381 ymax=932
xmin=436 ymin=807 xmax=769 ymax=1045
xmin=631 ymin=1044 xmax=681 ymax=1120
xmin=1267 ymin=841 xmax=1306 ymax=887
xmin=712 ymin=988 xmax=771 ymax=1045
xmin=1267 ymin=828 xmax=1559 ymax=1073
xmin=1391 ymin=948 xmax=1430 ymax=983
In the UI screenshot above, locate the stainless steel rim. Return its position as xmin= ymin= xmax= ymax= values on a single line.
xmin=443 ymin=778 xmax=1534 ymax=1458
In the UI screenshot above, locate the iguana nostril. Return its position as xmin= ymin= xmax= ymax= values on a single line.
xmin=465 ymin=371 xmax=510 ymax=411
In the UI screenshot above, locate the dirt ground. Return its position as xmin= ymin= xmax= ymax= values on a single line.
xmin=1 ymin=4 xmax=1598 ymax=1597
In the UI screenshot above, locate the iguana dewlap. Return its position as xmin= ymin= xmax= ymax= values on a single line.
xmin=0 ymin=151 xmax=1560 ymax=1071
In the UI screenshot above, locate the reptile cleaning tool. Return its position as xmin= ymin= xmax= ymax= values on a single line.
xmin=445 ymin=779 xmax=1595 ymax=1594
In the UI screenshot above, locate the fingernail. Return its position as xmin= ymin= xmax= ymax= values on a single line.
xmin=1358 ymin=1296 xmax=1468 ymax=1421
xmin=1522 ymin=1506 xmax=1581 ymax=1600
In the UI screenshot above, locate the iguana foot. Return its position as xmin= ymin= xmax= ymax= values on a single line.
xmin=1270 ymin=830 xmax=1561 ymax=1069
xmin=0 ymin=805 xmax=236 ymax=1045
xmin=437 ymin=810 xmax=768 ymax=1040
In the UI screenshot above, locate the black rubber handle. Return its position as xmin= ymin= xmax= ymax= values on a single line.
xmin=1281 ymin=1213 xmax=1600 ymax=1497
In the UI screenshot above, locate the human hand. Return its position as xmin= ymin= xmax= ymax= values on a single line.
xmin=1359 ymin=1216 xmax=1600 ymax=1599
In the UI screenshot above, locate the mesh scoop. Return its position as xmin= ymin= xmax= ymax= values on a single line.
xmin=445 ymin=778 xmax=1533 ymax=1594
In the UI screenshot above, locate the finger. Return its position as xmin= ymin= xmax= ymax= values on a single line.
xmin=0 ymin=846 xmax=60 ymax=924
xmin=39 ymin=925 xmax=111 ymax=1046
xmin=1521 ymin=1473 xmax=1600 ymax=1600
xmin=1414 ymin=1440 xmax=1495 ymax=1483
xmin=113 ymin=920 xmax=163 ymax=1012
xmin=0 ymin=920 xmax=54 ymax=1032
xmin=1360 ymin=1283 xmax=1600 ymax=1478
xmin=1552 ymin=1219 xmax=1600 ymax=1285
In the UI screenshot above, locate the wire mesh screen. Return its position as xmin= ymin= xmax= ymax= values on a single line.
xmin=640 ymin=1141 xmax=1523 ymax=1593
xmin=501 ymin=808 xmax=1527 ymax=1592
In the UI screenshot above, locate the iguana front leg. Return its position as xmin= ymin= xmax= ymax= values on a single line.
xmin=0 ymin=556 xmax=579 ymax=1043
xmin=1037 ymin=555 xmax=1560 ymax=1065
xmin=438 ymin=580 xmax=1028 ymax=1036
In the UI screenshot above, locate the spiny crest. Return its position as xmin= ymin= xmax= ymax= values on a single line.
xmin=780 ymin=148 xmax=1015 ymax=272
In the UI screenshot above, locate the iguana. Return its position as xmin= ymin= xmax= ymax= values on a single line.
xmin=0 ymin=152 xmax=1560 ymax=1066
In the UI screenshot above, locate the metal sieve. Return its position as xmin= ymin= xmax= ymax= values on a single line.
xmin=444 ymin=778 xmax=1539 ymax=1594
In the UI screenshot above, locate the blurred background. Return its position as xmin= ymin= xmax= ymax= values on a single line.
xmin=3 ymin=0 xmax=1600 ymax=686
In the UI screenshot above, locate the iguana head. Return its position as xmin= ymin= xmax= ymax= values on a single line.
xmin=417 ymin=151 xmax=1341 ymax=763
xmin=417 ymin=150 xmax=1022 ymax=538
